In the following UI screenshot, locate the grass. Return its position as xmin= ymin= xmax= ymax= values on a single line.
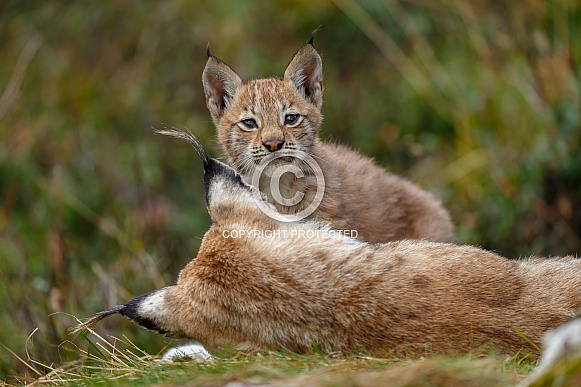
xmin=6 ymin=329 xmax=533 ymax=386
xmin=527 ymin=357 xmax=581 ymax=387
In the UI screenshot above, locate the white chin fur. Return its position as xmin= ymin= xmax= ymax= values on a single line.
xmin=161 ymin=342 xmax=213 ymax=363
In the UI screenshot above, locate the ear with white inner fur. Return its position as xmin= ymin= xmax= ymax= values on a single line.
xmin=202 ymin=54 xmax=243 ymax=125
xmin=284 ymin=44 xmax=323 ymax=109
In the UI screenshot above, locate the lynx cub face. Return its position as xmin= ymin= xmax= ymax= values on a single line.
xmin=203 ymin=44 xmax=323 ymax=177
xmin=202 ymin=40 xmax=454 ymax=243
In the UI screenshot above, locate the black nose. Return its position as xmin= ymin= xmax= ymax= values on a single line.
xmin=262 ymin=138 xmax=285 ymax=152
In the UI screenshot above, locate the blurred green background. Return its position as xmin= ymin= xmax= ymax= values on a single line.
xmin=1 ymin=0 xmax=580 ymax=381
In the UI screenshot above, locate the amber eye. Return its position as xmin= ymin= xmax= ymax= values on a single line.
xmin=284 ymin=114 xmax=300 ymax=126
xmin=240 ymin=118 xmax=258 ymax=130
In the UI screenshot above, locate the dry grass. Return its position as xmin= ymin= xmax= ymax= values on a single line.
xmin=3 ymin=326 xmax=534 ymax=387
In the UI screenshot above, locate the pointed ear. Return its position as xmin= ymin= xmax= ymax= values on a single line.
xmin=284 ymin=44 xmax=323 ymax=109
xmin=202 ymin=55 xmax=243 ymax=125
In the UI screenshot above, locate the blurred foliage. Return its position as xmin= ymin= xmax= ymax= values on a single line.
xmin=0 ymin=0 xmax=580 ymax=381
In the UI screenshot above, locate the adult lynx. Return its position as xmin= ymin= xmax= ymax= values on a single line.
xmin=75 ymin=130 xmax=581 ymax=359
xmin=202 ymin=37 xmax=453 ymax=243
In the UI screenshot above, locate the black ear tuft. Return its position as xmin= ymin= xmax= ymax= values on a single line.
xmin=206 ymin=43 xmax=212 ymax=58
xmin=119 ymin=291 xmax=167 ymax=334
xmin=156 ymin=128 xmax=210 ymax=169
xmin=155 ymin=128 xmax=250 ymax=209
xmin=70 ymin=305 xmax=125 ymax=334
xmin=307 ymin=26 xmax=322 ymax=45
xmin=202 ymin=54 xmax=243 ymax=124
xmin=284 ymin=41 xmax=324 ymax=109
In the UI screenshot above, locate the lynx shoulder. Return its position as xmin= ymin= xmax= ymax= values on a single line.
xmin=202 ymin=40 xmax=453 ymax=243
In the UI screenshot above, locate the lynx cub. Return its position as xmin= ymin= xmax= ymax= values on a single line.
xmin=202 ymin=38 xmax=453 ymax=243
